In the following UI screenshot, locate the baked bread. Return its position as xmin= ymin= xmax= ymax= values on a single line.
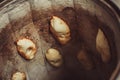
xmin=16 ymin=38 xmax=36 ymax=60
xmin=50 ymin=16 xmax=71 ymax=45
xmin=96 ymin=29 xmax=111 ymax=63
xmin=45 ymin=48 xmax=63 ymax=67
xmin=12 ymin=72 xmax=26 ymax=80
xmin=77 ymin=49 xmax=94 ymax=70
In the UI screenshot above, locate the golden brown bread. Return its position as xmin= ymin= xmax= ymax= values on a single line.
xmin=50 ymin=16 xmax=71 ymax=45
xmin=12 ymin=72 xmax=26 ymax=80
xmin=16 ymin=38 xmax=36 ymax=60
xmin=96 ymin=29 xmax=111 ymax=63
xmin=45 ymin=48 xmax=63 ymax=67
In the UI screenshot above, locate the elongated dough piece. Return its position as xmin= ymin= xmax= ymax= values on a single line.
xmin=50 ymin=16 xmax=71 ymax=45
xmin=96 ymin=29 xmax=111 ymax=63
xmin=16 ymin=38 xmax=36 ymax=60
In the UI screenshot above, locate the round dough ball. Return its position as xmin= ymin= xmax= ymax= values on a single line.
xmin=12 ymin=72 xmax=26 ymax=80
xmin=45 ymin=48 xmax=63 ymax=67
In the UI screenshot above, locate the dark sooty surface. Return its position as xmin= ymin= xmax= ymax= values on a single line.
xmin=0 ymin=7 xmax=117 ymax=80
xmin=35 ymin=7 xmax=117 ymax=80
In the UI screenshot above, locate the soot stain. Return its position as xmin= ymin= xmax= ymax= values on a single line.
xmin=0 ymin=6 xmax=118 ymax=80
xmin=43 ymin=7 xmax=117 ymax=80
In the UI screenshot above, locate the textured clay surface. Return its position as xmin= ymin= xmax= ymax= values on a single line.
xmin=0 ymin=5 xmax=118 ymax=80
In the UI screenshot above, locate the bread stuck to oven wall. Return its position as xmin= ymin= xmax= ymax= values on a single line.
xmin=16 ymin=38 xmax=37 ymax=60
xmin=77 ymin=49 xmax=94 ymax=70
xmin=96 ymin=29 xmax=111 ymax=63
xmin=50 ymin=16 xmax=71 ymax=45
xmin=45 ymin=48 xmax=63 ymax=67
xmin=12 ymin=72 xmax=26 ymax=80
